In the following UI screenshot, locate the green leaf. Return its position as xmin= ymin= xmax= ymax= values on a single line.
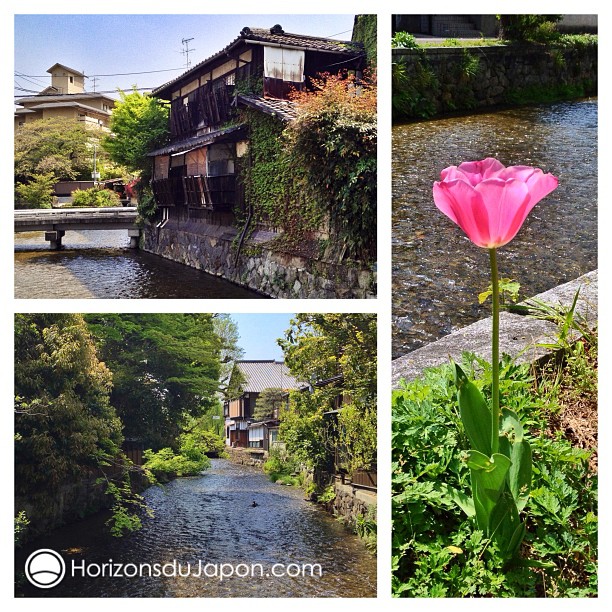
xmin=499 ymin=409 xmax=532 ymax=511
xmin=455 ymin=364 xmax=492 ymax=456
xmin=508 ymin=439 xmax=532 ymax=512
xmin=441 ymin=484 xmax=475 ymax=517
xmin=468 ymin=451 xmax=512 ymax=532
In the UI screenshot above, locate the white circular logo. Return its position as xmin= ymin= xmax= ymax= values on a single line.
xmin=25 ymin=549 xmax=65 ymax=589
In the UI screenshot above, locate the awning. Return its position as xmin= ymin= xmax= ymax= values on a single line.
xmin=148 ymin=124 xmax=247 ymax=157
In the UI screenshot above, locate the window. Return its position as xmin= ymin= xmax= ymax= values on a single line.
xmin=70 ymin=76 xmax=74 ymax=83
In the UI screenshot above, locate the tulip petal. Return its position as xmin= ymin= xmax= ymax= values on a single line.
xmin=524 ymin=170 xmax=559 ymax=207
xmin=457 ymin=158 xmax=506 ymax=185
xmin=475 ymin=178 xmax=530 ymax=247
xmin=434 ymin=179 xmax=491 ymax=247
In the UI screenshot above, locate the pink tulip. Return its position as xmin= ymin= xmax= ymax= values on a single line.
xmin=432 ymin=158 xmax=558 ymax=248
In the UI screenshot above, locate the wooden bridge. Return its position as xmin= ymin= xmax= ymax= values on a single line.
xmin=14 ymin=207 xmax=140 ymax=249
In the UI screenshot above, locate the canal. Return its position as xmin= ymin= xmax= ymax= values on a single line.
xmin=14 ymin=230 xmax=265 ymax=299
xmin=392 ymin=99 xmax=597 ymax=359
xmin=16 ymin=459 xmax=376 ymax=597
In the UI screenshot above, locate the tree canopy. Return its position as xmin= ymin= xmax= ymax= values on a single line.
xmin=252 ymin=387 xmax=286 ymax=421
xmin=102 ymin=88 xmax=170 ymax=174
xmin=15 ymin=314 xmax=123 ymax=497
xmin=279 ymin=314 xmax=377 ymax=473
xmin=84 ymin=314 xmax=224 ymax=449
xmin=14 ymin=117 xmax=107 ymax=183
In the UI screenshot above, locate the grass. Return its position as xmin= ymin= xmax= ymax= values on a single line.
xmin=392 ymin=326 xmax=598 ymax=597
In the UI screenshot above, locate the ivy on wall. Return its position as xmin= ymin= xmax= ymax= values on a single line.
xmin=237 ymin=72 xmax=377 ymax=264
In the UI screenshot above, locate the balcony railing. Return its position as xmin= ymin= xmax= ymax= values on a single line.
xmin=152 ymin=175 xmax=236 ymax=211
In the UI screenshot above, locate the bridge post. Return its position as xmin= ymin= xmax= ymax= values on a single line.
xmin=128 ymin=229 xmax=141 ymax=249
xmin=45 ymin=230 xmax=65 ymax=250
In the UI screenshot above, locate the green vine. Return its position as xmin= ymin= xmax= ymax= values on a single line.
xmin=236 ymin=109 xmax=323 ymax=252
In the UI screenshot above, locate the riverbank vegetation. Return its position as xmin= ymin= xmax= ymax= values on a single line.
xmin=14 ymin=313 xmax=239 ymax=545
xmin=392 ymin=15 xmax=597 ymax=121
xmin=392 ymin=317 xmax=597 ymax=597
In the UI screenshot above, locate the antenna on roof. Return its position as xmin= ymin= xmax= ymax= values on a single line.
xmin=181 ymin=37 xmax=195 ymax=69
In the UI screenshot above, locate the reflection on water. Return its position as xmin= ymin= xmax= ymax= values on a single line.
xmin=15 ymin=230 xmax=265 ymax=299
xmin=392 ymin=99 xmax=597 ymax=359
xmin=16 ymin=460 xmax=375 ymax=598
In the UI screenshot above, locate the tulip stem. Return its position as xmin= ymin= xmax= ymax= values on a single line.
xmin=489 ymin=248 xmax=500 ymax=455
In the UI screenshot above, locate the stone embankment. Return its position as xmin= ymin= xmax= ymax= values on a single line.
xmin=143 ymin=221 xmax=375 ymax=299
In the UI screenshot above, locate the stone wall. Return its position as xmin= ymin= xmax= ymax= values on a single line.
xmin=393 ymin=43 xmax=597 ymax=118
xmin=142 ymin=220 xmax=376 ymax=299
xmin=226 ymin=446 xmax=267 ymax=468
xmin=327 ymin=481 xmax=377 ymax=529
xmin=15 ymin=469 xmax=150 ymax=540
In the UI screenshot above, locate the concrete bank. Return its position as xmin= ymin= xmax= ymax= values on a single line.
xmin=392 ymin=270 xmax=597 ymax=388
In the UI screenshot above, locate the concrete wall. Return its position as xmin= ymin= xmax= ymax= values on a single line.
xmin=393 ymin=43 xmax=597 ymax=117
xmin=392 ymin=271 xmax=597 ymax=388
xmin=143 ymin=220 xmax=376 ymax=299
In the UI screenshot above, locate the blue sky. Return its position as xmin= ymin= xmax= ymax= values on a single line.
xmin=229 ymin=313 xmax=295 ymax=361
xmin=14 ymin=14 xmax=356 ymax=100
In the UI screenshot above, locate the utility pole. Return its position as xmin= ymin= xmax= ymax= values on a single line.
xmin=90 ymin=76 xmax=99 ymax=92
xmin=181 ymin=37 xmax=195 ymax=69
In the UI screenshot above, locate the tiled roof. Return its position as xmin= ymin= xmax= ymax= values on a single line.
xmin=237 ymin=94 xmax=298 ymax=121
xmin=153 ymin=25 xmax=363 ymax=96
xmin=236 ymin=360 xmax=301 ymax=393
xmin=240 ymin=26 xmax=362 ymax=54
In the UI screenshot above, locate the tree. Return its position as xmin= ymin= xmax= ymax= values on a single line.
xmin=252 ymin=387 xmax=286 ymax=421
xmin=84 ymin=314 xmax=222 ymax=449
xmin=15 ymin=314 xmax=123 ymax=497
xmin=14 ymin=117 xmax=106 ymax=183
xmin=103 ymin=88 xmax=169 ymax=174
xmin=213 ymin=314 xmax=245 ymax=398
xmin=278 ymin=314 xmax=377 ymax=473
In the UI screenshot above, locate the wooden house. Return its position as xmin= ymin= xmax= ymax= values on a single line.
xmin=223 ymin=360 xmax=300 ymax=448
xmin=147 ymin=25 xmax=365 ymax=224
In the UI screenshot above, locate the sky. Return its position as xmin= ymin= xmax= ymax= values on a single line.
xmin=229 ymin=313 xmax=295 ymax=361
xmin=13 ymin=13 xmax=356 ymax=100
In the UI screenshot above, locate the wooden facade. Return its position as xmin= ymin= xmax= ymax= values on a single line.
xmin=148 ymin=25 xmax=365 ymax=227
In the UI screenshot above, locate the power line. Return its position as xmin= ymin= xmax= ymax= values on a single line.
xmin=14 ymin=85 xmax=158 ymax=98
xmin=14 ymin=67 xmax=186 ymax=78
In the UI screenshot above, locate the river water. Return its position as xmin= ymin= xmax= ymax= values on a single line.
xmin=14 ymin=230 xmax=265 ymax=299
xmin=392 ymin=99 xmax=597 ymax=359
xmin=16 ymin=460 xmax=376 ymax=598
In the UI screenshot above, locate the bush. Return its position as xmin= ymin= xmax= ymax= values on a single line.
xmin=15 ymin=173 xmax=55 ymax=208
xmin=286 ymin=72 xmax=377 ymax=262
xmin=263 ymin=446 xmax=300 ymax=483
xmin=143 ymin=447 xmax=210 ymax=481
xmin=71 ymin=187 xmax=121 ymax=207
xmin=498 ymin=15 xmax=563 ymax=42
xmin=392 ymin=31 xmax=419 ymax=49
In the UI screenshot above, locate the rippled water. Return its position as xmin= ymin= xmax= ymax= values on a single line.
xmin=15 ymin=230 xmax=265 ymax=299
xmin=392 ymin=99 xmax=597 ymax=359
xmin=16 ymin=460 xmax=376 ymax=597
